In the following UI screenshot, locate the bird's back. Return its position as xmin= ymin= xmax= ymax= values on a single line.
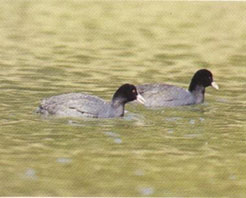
xmin=137 ymin=83 xmax=195 ymax=107
xmin=37 ymin=93 xmax=108 ymax=118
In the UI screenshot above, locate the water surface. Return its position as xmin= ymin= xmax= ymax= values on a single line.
xmin=1 ymin=1 xmax=246 ymax=197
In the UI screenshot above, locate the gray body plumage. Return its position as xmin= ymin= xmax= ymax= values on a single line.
xmin=137 ymin=83 xmax=204 ymax=107
xmin=37 ymin=93 xmax=124 ymax=118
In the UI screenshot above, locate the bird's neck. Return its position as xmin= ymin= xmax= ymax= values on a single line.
xmin=111 ymin=99 xmax=125 ymax=117
xmin=189 ymin=84 xmax=205 ymax=103
xmin=189 ymin=79 xmax=198 ymax=92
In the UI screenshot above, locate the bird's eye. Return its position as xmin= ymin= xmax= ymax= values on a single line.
xmin=132 ymin=89 xmax=136 ymax=94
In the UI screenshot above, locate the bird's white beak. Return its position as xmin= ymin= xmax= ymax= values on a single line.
xmin=211 ymin=81 xmax=219 ymax=90
xmin=136 ymin=94 xmax=146 ymax=104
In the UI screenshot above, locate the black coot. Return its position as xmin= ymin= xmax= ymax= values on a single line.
xmin=37 ymin=84 xmax=145 ymax=118
xmin=136 ymin=69 xmax=219 ymax=107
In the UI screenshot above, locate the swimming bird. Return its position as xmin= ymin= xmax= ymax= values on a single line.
xmin=136 ymin=69 xmax=219 ymax=107
xmin=37 ymin=84 xmax=145 ymax=118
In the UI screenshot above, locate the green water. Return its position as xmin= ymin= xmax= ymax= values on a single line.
xmin=1 ymin=1 xmax=246 ymax=197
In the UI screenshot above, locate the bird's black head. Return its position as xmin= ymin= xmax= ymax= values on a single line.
xmin=112 ymin=84 xmax=145 ymax=105
xmin=189 ymin=69 xmax=219 ymax=92
xmin=112 ymin=84 xmax=138 ymax=103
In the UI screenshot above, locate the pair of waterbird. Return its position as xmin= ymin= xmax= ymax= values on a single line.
xmin=37 ymin=69 xmax=219 ymax=118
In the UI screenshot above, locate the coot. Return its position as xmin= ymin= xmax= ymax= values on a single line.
xmin=136 ymin=69 xmax=219 ymax=107
xmin=37 ymin=84 xmax=145 ymax=118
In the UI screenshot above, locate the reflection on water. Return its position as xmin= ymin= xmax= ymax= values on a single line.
xmin=1 ymin=1 xmax=246 ymax=197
